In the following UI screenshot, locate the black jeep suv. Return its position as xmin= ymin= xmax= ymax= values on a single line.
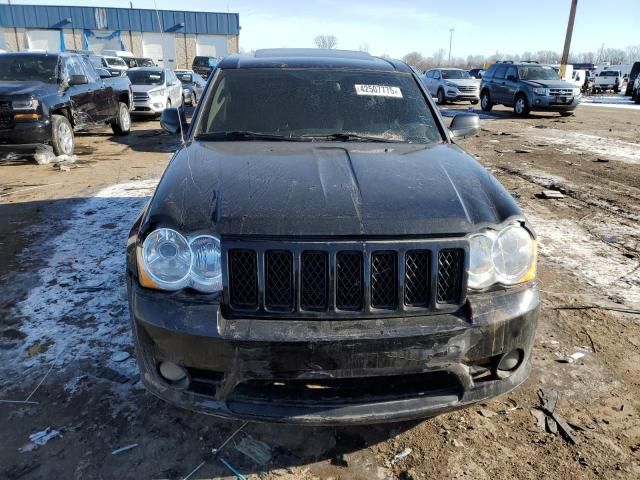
xmin=127 ymin=49 xmax=539 ymax=424
xmin=480 ymin=61 xmax=581 ymax=117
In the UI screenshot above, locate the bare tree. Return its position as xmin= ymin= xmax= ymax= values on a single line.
xmin=314 ymin=35 xmax=338 ymax=49
xmin=358 ymin=43 xmax=370 ymax=53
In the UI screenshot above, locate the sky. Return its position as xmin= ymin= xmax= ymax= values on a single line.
xmin=6 ymin=0 xmax=640 ymax=58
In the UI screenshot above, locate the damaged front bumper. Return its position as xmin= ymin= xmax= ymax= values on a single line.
xmin=128 ymin=276 xmax=539 ymax=425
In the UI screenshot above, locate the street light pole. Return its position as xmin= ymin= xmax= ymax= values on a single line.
xmin=448 ymin=28 xmax=454 ymax=66
xmin=560 ymin=0 xmax=578 ymax=78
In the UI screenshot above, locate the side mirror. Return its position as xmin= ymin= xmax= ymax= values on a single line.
xmin=95 ymin=68 xmax=112 ymax=79
xmin=68 ymin=74 xmax=88 ymax=85
xmin=450 ymin=113 xmax=480 ymax=140
xmin=160 ymin=107 xmax=188 ymax=135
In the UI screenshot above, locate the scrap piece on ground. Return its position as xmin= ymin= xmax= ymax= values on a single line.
xmin=234 ymin=434 xmax=272 ymax=465
xmin=540 ymin=190 xmax=566 ymax=199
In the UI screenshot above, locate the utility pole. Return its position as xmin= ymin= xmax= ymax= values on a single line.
xmin=560 ymin=0 xmax=578 ymax=78
xmin=448 ymin=28 xmax=454 ymax=66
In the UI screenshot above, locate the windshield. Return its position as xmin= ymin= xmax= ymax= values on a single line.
xmin=441 ymin=70 xmax=471 ymax=80
xmin=193 ymin=57 xmax=212 ymax=67
xmin=517 ymin=66 xmax=561 ymax=81
xmin=600 ymin=71 xmax=620 ymax=76
xmin=126 ymin=70 xmax=164 ymax=85
xmin=136 ymin=58 xmax=155 ymax=67
xmin=177 ymin=73 xmax=193 ymax=84
xmin=196 ymin=69 xmax=442 ymax=144
xmin=105 ymin=57 xmax=127 ymax=67
xmin=0 ymin=54 xmax=59 ymax=83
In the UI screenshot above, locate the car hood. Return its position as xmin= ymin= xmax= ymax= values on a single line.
xmin=523 ymin=79 xmax=576 ymax=89
xmin=142 ymin=142 xmax=524 ymax=237
xmin=131 ymin=84 xmax=166 ymax=93
xmin=445 ymin=79 xmax=480 ymax=87
xmin=0 ymin=80 xmax=58 ymax=97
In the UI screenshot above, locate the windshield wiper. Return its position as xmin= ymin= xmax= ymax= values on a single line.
xmin=195 ymin=131 xmax=310 ymax=141
xmin=302 ymin=133 xmax=403 ymax=143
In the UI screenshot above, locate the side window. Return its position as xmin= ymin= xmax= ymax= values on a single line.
xmin=64 ymin=57 xmax=84 ymax=81
xmin=79 ymin=57 xmax=100 ymax=83
xmin=493 ymin=65 xmax=508 ymax=80
xmin=506 ymin=66 xmax=517 ymax=80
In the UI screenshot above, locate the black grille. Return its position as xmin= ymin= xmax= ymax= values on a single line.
xmin=437 ymin=249 xmax=463 ymax=304
xmin=228 ymin=250 xmax=258 ymax=308
xmin=0 ymin=108 xmax=13 ymax=130
xmin=404 ymin=251 xmax=431 ymax=306
xmin=225 ymin=241 xmax=465 ymax=318
xmin=336 ymin=252 xmax=363 ymax=310
xmin=301 ymin=252 xmax=328 ymax=310
xmin=265 ymin=251 xmax=293 ymax=310
xmin=371 ymin=252 xmax=397 ymax=309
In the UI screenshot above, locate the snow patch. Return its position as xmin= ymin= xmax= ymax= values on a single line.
xmin=527 ymin=205 xmax=640 ymax=307
xmin=529 ymin=127 xmax=640 ymax=164
xmin=4 ymin=179 xmax=157 ymax=384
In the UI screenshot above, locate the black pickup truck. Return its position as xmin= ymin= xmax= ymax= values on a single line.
xmin=0 ymin=52 xmax=132 ymax=156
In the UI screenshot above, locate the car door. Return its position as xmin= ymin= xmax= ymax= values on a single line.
xmin=63 ymin=56 xmax=97 ymax=126
xmin=491 ymin=65 xmax=509 ymax=104
xmin=503 ymin=66 xmax=519 ymax=106
xmin=80 ymin=57 xmax=115 ymax=122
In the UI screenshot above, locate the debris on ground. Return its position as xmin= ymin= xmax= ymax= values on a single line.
xmin=478 ymin=408 xmax=498 ymax=418
xmin=20 ymin=428 xmax=62 ymax=452
xmin=218 ymin=456 xmax=247 ymax=480
xmin=234 ymin=434 xmax=272 ymax=465
xmin=536 ymin=389 xmax=580 ymax=444
xmin=34 ymin=146 xmax=56 ymax=165
xmin=593 ymin=157 xmax=610 ymax=162
xmin=390 ymin=447 xmax=412 ymax=464
xmin=111 ymin=443 xmax=138 ymax=455
xmin=540 ymin=190 xmax=566 ymax=199
xmin=558 ymin=349 xmax=590 ymax=364
xmin=111 ymin=351 xmax=131 ymax=362
xmin=515 ymin=148 xmax=533 ymax=153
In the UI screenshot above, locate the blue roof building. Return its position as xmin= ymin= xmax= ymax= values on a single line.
xmin=0 ymin=4 xmax=240 ymax=69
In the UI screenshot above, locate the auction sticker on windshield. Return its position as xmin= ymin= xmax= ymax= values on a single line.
xmin=355 ymin=84 xmax=403 ymax=98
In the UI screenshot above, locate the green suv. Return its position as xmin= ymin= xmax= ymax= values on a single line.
xmin=480 ymin=61 xmax=581 ymax=117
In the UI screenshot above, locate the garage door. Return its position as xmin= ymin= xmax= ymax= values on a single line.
xmin=142 ymin=33 xmax=176 ymax=68
xmin=25 ymin=29 xmax=62 ymax=52
xmin=196 ymin=35 xmax=228 ymax=57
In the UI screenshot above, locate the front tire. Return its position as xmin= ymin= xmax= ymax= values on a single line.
xmin=111 ymin=102 xmax=131 ymax=136
xmin=514 ymin=94 xmax=530 ymax=117
xmin=437 ymin=88 xmax=446 ymax=105
xmin=480 ymin=90 xmax=493 ymax=111
xmin=51 ymin=114 xmax=74 ymax=156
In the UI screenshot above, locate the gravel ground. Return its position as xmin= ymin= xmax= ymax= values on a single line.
xmin=0 ymin=101 xmax=639 ymax=479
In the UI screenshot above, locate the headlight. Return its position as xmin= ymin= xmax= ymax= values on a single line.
xmin=533 ymin=87 xmax=549 ymax=95
xmin=445 ymin=82 xmax=458 ymax=89
xmin=138 ymin=228 xmax=222 ymax=293
xmin=148 ymin=88 xmax=164 ymax=97
xmin=12 ymin=98 xmax=39 ymax=111
xmin=468 ymin=225 xmax=536 ymax=290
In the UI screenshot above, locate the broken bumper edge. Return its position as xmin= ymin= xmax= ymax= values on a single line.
xmin=127 ymin=276 xmax=539 ymax=425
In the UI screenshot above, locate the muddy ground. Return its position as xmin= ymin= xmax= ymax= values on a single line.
xmin=0 ymin=101 xmax=639 ymax=479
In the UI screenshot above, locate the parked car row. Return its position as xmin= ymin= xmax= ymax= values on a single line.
xmin=421 ymin=68 xmax=480 ymax=105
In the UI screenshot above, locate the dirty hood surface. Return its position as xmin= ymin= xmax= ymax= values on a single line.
xmin=143 ymin=141 xmax=522 ymax=237
xmin=0 ymin=81 xmax=57 ymax=97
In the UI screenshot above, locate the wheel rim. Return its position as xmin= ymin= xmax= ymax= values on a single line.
xmin=516 ymin=98 xmax=525 ymax=114
xmin=58 ymin=121 xmax=73 ymax=154
xmin=120 ymin=105 xmax=130 ymax=131
xmin=482 ymin=94 xmax=488 ymax=108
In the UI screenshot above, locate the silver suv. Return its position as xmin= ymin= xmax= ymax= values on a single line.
xmin=421 ymin=68 xmax=480 ymax=105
